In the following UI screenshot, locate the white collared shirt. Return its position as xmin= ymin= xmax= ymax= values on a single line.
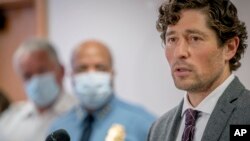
xmin=0 ymin=92 xmax=76 ymax=141
xmin=176 ymin=74 xmax=235 ymax=141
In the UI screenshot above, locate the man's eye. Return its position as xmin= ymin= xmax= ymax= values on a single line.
xmin=96 ymin=65 xmax=108 ymax=72
xmin=165 ymin=36 xmax=179 ymax=48
xmin=75 ymin=66 xmax=87 ymax=73
xmin=167 ymin=37 xmax=177 ymax=43
xmin=190 ymin=36 xmax=203 ymax=42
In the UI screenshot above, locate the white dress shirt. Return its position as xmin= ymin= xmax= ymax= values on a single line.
xmin=176 ymin=74 xmax=235 ymax=141
xmin=0 ymin=92 xmax=76 ymax=141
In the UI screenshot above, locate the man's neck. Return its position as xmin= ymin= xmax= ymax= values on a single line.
xmin=187 ymin=72 xmax=232 ymax=107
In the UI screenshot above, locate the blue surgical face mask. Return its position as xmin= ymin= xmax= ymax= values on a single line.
xmin=25 ymin=72 xmax=60 ymax=108
xmin=72 ymin=72 xmax=113 ymax=110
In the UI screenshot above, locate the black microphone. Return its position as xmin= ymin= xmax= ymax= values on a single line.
xmin=45 ymin=129 xmax=70 ymax=141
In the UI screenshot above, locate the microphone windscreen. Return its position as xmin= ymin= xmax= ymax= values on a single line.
xmin=45 ymin=129 xmax=70 ymax=141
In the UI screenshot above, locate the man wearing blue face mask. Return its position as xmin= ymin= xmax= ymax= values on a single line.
xmin=0 ymin=38 xmax=76 ymax=141
xmin=49 ymin=40 xmax=156 ymax=141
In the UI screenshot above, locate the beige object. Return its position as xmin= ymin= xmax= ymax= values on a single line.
xmin=105 ymin=124 xmax=126 ymax=141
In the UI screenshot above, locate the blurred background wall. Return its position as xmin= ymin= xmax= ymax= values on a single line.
xmin=0 ymin=0 xmax=47 ymax=102
xmin=1 ymin=0 xmax=250 ymax=116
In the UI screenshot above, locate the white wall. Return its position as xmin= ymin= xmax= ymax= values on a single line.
xmin=232 ymin=0 xmax=250 ymax=90
xmin=48 ymin=0 xmax=250 ymax=116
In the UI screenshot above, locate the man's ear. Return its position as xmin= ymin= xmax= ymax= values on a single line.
xmin=110 ymin=69 xmax=115 ymax=88
xmin=224 ymin=36 xmax=239 ymax=61
xmin=57 ymin=64 xmax=65 ymax=81
xmin=55 ymin=64 xmax=65 ymax=87
xmin=60 ymin=64 xmax=65 ymax=76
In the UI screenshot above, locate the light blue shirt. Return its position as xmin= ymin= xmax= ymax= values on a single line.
xmin=49 ymin=96 xmax=156 ymax=141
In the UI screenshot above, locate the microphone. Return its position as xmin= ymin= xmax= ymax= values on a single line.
xmin=45 ymin=129 xmax=70 ymax=141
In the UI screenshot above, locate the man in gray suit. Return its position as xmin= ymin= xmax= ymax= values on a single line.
xmin=148 ymin=0 xmax=250 ymax=141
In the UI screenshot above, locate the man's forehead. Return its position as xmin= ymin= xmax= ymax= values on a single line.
xmin=25 ymin=49 xmax=50 ymax=58
xmin=73 ymin=43 xmax=112 ymax=64
xmin=166 ymin=10 xmax=210 ymax=32
xmin=20 ymin=50 xmax=55 ymax=66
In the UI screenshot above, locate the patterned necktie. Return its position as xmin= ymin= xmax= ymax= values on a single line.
xmin=80 ymin=114 xmax=95 ymax=141
xmin=182 ymin=108 xmax=199 ymax=141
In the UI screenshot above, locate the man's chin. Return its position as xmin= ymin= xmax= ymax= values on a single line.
xmin=174 ymin=81 xmax=194 ymax=91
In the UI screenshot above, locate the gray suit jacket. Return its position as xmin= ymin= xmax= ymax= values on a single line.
xmin=148 ymin=77 xmax=250 ymax=141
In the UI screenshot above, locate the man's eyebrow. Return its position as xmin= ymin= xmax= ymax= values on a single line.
xmin=165 ymin=29 xmax=209 ymax=38
xmin=165 ymin=31 xmax=176 ymax=37
xmin=186 ymin=29 xmax=208 ymax=38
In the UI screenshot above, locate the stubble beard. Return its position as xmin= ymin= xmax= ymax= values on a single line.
xmin=172 ymin=69 xmax=223 ymax=94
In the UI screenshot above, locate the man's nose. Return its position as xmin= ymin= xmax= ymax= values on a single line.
xmin=174 ymin=39 xmax=189 ymax=59
xmin=87 ymin=68 xmax=97 ymax=73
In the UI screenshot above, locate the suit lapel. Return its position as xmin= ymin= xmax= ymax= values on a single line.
xmin=201 ymin=77 xmax=245 ymax=141
xmin=166 ymin=100 xmax=183 ymax=141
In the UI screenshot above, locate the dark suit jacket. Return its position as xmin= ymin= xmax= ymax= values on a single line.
xmin=148 ymin=77 xmax=250 ymax=141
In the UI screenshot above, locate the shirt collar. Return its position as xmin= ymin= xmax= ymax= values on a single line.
xmin=182 ymin=74 xmax=235 ymax=116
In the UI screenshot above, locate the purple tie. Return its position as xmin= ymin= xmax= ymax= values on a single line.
xmin=182 ymin=108 xmax=199 ymax=141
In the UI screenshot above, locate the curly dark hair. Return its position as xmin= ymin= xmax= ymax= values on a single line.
xmin=156 ymin=0 xmax=248 ymax=71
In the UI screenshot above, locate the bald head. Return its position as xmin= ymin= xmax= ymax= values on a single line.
xmin=71 ymin=40 xmax=113 ymax=74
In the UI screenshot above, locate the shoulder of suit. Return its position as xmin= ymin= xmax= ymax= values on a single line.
xmin=235 ymin=88 xmax=250 ymax=107
xmin=152 ymin=106 xmax=179 ymax=128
